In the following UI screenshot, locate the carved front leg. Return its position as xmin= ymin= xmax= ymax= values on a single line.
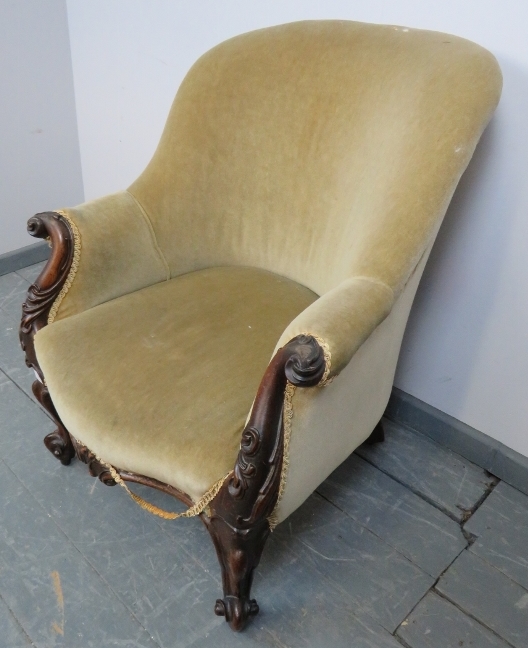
xmin=210 ymin=518 xmax=267 ymax=628
xmin=208 ymin=335 xmax=326 ymax=631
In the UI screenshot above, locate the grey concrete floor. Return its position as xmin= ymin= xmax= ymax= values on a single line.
xmin=0 ymin=262 xmax=527 ymax=647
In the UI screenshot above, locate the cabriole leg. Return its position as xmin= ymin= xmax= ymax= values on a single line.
xmin=208 ymin=517 xmax=269 ymax=632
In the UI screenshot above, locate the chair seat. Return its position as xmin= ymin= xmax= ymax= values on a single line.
xmin=35 ymin=266 xmax=317 ymax=501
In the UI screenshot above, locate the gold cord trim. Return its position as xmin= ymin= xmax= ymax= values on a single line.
xmin=47 ymin=210 xmax=81 ymax=325
xmin=310 ymin=334 xmax=333 ymax=386
xmin=94 ymin=452 xmax=229 ymax=520
xmin=268 ymin=380 xmax=296 ymax=530
xmin=268 ymin=334 xmax=333 ymax=530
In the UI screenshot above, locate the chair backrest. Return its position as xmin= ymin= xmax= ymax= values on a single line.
xmin=129 ymin=20 xmax=501 ymax=296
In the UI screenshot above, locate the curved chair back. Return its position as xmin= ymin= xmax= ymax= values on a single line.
xmin=130 ymin=21 xmax=501 ymax=296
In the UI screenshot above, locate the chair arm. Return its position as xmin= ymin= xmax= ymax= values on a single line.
xmin=44 ymin=191 xmax=170 ymax=321
xmin=275 ymin=276 xmax=395 ymax=379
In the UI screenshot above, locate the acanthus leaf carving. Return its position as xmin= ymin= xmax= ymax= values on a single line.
xmin=228 ymin=426 xmax=261 ymax=499
xmin=20 ymin=212 xmax=74 ymax=382
xmin=71 ymin=438 xmax=117 ymax=486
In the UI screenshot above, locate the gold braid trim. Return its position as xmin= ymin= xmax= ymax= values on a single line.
xmin=268 ymin=334 xmax=332 ymax=530
xmin=93 ymin=452 xmax=229 ymax=520
xmin=310 ymin=334 xmax=333 ymax=386
xmin=47 ymin=210 xmax=81 ymax=325
xmin=268 ymin=380 xmax=295 ymax=530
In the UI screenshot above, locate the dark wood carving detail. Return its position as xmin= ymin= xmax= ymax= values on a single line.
xmin=32 ymin=378 xmax=75 ymax=465
xmin=228 ymin=427 xmax=261 ymax=499
xmin=19 ymin=211 xmax=77 ymax=464
xmin=208 ymin=335 xmax=325 ymax=631
xmin=71 ymin=438 xmax=116 ymax=485
xmin=20 ymin=212 xmax=75 ymax=383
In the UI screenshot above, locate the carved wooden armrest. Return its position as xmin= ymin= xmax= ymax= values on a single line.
xmin=208 ymin=334 xmax=326 ymax=631
xmin=20 ymin=212 xmax=77 ymax=464
xmin=20 ymin=212 xmax=75 ymax=379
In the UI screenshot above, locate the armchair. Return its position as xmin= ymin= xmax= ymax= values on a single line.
xmin=20 ymin=20 xmax=501 ymax=631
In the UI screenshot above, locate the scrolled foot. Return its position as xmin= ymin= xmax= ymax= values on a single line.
xmin=44 ymin=430 xmax=75 ymax=465
xmin=214 ymin=595 xmax=259 ymax=632
xmin=32 ymin=380 xmax=75 ymax=465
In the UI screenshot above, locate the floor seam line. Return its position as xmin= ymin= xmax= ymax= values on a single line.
xmin=0 ymin=588 xmax=35 ymax=646
xmin=462 ymin=477 xmax=500 ymax=525
xmin=314 ymin=488 xmax=454 ymax=580
xmin=0 ymin=366 xmax=53 ymax=421
xmin=433 ymin=579 xmax=518 ymax=648
xmin=13 ymin=271 xmax=32 ymax=284
xmin=463 ymin=546 xmax=528 ymax=592
xmin=354 ymin=451 xmax=464 ymax=524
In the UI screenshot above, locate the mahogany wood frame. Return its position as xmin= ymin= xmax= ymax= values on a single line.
xmin=19 ymin=211 xmax=384 ymax=632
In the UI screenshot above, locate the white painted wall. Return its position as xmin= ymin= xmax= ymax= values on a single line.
xmin=66 ymin=1 xmax=528 ymax=458
xmin=0 ymin=0 xmax=83 ymax=256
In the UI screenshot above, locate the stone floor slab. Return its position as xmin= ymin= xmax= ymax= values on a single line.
xmin=249 ymin=535 xmax=406 ymax=648
xmin=437 ymin=550 xmax=528 ymax=648
xmin=0 ymin=595 xmax=33 ymax=647
xmin=318 ymin=454 xmax=467 ymax=577
xmin=0 ymin=272 xmax=30 ymax=317
xmin=465 ymin=481 xmax=528 ymax=590
xmin=16 ymin=262 xmax=46 ymax=284
xmin=273 ymin=493 xmax=434 ymax=633
xmin=0 ymin=306 xmax=38 ymax=402
xmin=397 ymin=591 xmax=510 ymax=648
xmin=0 ymin=460 xmax=159 ymax=648
xmin=356 ymin=419 xmax=494 ymax=521
xmin=0 ymin=377 xmax=54 ymax=464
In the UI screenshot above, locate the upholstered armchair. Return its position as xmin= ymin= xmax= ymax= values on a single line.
xmin=20 ymin=21 xmax=501 ymax=631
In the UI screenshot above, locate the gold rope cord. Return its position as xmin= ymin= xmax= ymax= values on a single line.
xmin=268 ymin=334 xmax=332 ymax=530
xmin=268 ymin=380 xmax=296 ymax=530
xmin=311 ymin=334 xmax=333 ymax=386
xmin=47 ymin=210 xmax=81 ymax=325
xmin=93 ymin=451 xmax=230 ymax=520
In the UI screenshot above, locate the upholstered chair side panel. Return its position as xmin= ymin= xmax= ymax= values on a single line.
xmin=275 ymin=240 xmax=433 ymax=524
xmin=128 ymin=22 xmax=502 ymax=297
xmin=51 ymin=191 xmax=170 ymax=322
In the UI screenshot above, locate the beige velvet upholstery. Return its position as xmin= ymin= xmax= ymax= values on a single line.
xmin=34 ymin=20 xmax=502 ymax=520
xmin=129 ymin=20 xmax=500 ymax=298
xmin=275 ymin=240 xmax=433 ymax=522
xmin=54 ymin=191 xmax=170 ymax=321
xmin=35 ymin=267 xmax=316 ymax=501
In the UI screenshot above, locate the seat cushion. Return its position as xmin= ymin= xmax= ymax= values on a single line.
xmin=35 ymin=266 xmax=317 ymax=501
